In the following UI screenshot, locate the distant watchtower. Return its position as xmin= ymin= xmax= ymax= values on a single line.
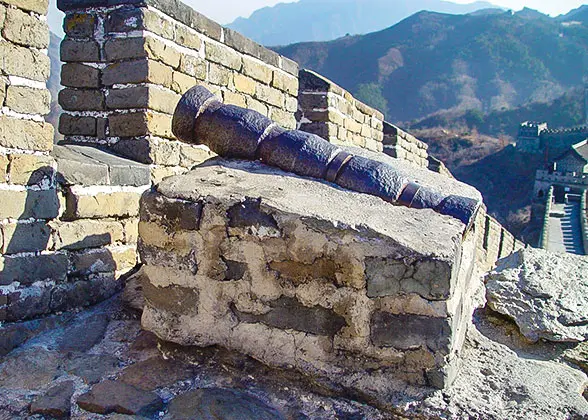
xmin=516 ymin=121 xmax=548 ymax=153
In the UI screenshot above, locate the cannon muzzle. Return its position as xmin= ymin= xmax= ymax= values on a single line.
xmin=172 ymin=85 xmax=480 ymax=229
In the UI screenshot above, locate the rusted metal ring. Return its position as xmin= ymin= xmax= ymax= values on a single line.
xmin=398 ymin=182 xmax=421 ymax=208
xmin=325 ymin=150 xmax=353 ymax=183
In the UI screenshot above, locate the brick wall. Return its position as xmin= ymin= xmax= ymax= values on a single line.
xmin=0 ymin=1 xmax=150 ymax=322
xmin=57 ymin=0 xmax=299 ymax=183
xmin=383 ymin=122 xmax=429 ymax=168
xmin=297 ymin=69 xmax=384 ymax=152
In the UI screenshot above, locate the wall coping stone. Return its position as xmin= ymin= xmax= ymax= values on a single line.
xmin=53 ymin=144 xmax=150 ymax=186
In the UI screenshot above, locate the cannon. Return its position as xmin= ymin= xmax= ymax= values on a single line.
xmin=172 ymin=85 xmax=480 ymax=228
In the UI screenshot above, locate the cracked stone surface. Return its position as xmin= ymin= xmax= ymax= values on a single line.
xmin=486 ymin=248 xmax=588 ymax=342
xmin=0 ymin=292 xmax=586 ymax=419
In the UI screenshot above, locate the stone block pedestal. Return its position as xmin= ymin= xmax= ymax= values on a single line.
xmin=139 ymin=158 xmax=482 ymax=405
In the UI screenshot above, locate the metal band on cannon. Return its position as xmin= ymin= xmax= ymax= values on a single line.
xmin=172 ymin=86 xmax=480 ymax=228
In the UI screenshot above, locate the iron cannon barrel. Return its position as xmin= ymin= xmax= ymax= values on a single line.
xmin=172 ymin=85 xmax=479 ymax=227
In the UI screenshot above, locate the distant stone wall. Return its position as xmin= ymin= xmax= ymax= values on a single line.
xmin=581 ymin=191 xmax=588 ymax=254
xmin=474 ymin=207 xmax=524 ymax=273
xmin=0 ymin=3 xmax=149 ymax=323
xmin=383 ymin=122 xmax=429 ymax=168
xmin=57 ymin=0 xmax=299 ymax=182
xmin=297 ymin=70 xmax=384 ymax=152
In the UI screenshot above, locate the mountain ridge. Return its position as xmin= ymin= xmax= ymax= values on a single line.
xmin=228 ymin=0 xmax=498 ymax=46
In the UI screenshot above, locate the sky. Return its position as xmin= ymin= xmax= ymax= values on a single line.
xmin=48 ymin=0 xmax=588 ymax=37
xmin=184 ymin=0 xmax=587 ymax=24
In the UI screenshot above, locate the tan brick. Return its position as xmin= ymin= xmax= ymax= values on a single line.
xmin=2 ymin=221 xmax=51 ymax=254
xmin=67 ymin=190 xmax=142 ymax=219
xmin=179 ymin=143 xmax=213 ymax=167
xmin=2 ymin=8 xmax=48 ymax=49
xmin=102 ymin=59 xmax=173 ymax=89
xmin=344 ymin=117 xmax=362 ymax=134
xmin=0 ymin=154 xmax=8 ymax=182
xmin=2 ymin=0 xmax=47 ymax=14
xmin=272 ymin=70 xmax=298 ymax=95
xmin=106 ymin=85 xmax=180 ymax=114
xmin=142 ymin=9 xmax=174 ymax=40
xmin=174 ymin=24 xmax=201 ymax=50
xmin=150 ymin=165 xmax=187 ymax=184
xmin=0 ymin=4 xmax=6 ymax=31
xmin=5 ymin=86 xmax=50 ymax=115
xmin=171 ymin=71 xmax=197 ymax=95
xmin=255 ymin=84 xmax=284 ymax=108
xmin=233 ymin=74 xmax=256 ymax=96
xmin=0 ymin=188 xmax=59 ymax=219
xmin=205 ymin=41 xmax=241 ymax=71
xmin=246 ymin=96 xmax=269 ymax=116
xmin=270 ymin=108 xmax=296 ymax=129
xmin=9 ymin=154 xmax=54 ymax=185
xmin=123 ymin=218 xmax=139 ymax=244
xmin=242 ymin=56 xmax=272 ymax=83
xmin=208 ymin=62 xmax=234 ymax=88
xmin=0 ymin=117 xmax=53 ymax=152
xmin=145 ymin=36 xmax=181 ymax=69
xmin=111 ymin=246 xmax=138 ymax=271
xmin=0 ymin=75 xmax=6 ymax=106
xmin=178 ymin=55 xmax=206 ymax=80
xmin=285 ymin=96 xmax=298 ymax=113
xmin=0 ymin=41 xmax=50 ymax=82
xmin=108 ymin=111 xmax=174 ymax=139
xmin=51 ymin=219 xmax=124 ymax=251
xmin=223 ymin=90 xmax=247 ymax=108
xmin=360 ymin=124 xmax=371 ymax=138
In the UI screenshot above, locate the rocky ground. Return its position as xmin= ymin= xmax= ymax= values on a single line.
xmin=0 ymin=284 xmax=587 ymax=419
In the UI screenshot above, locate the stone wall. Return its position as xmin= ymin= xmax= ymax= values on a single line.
xmin=474 ymin=207 xmax=524 ymax=273
xmin=581 ymin=191 xmax=588 ymax=255
xmin=0 ymin=2 xmax=150 ymax=323
xmin=57 ymin=0 xmax=299 ymax=182
xmin=297 ymin=70 xmax=384 ymax=153
xmin=138 ymin=156 xmax=483 ymax=402
xmin=383 ymin=122 xmax=429 ymax=168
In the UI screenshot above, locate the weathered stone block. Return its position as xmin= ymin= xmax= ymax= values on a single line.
xmin=69 ymin=248 xmax=116 ymax=275
xmin=3 ymin=8 xmax=49 ymax=49
xmin=61 ymin=62 xmax=100 ymax=88
xmin=103 ymin=37 xmax=145 ymax=62
xmin=0 ymin=41 xmax=50 ymax=82
xmin=106 ymin=85 xmax=180 ymax=114
xmin=59 ymin=88 xmax=104 ymax=111
xmin=222 ymin=90 xmax=247 ymax=108
xmin=174 ymin=24 xmax=201 ymax=50
xmin=0 ymin=189 xmax=60 ymax=220
xmin=280 ymin=56 xmax=299 ymax=76
xmin=66 ymin=189 xmax=141 ymax=219
xmin=143 ymin=279 xmax=199 ymax=315
xmin=255 ymin=84 xmax=284 ymax=108
xmin=205 ymin=41 xmax=241 ymax=71
xmin=0 ymin=117 xmax=53 ymax=152
xmin=171 ymin=71 xmax=197 ymax=95
xmin=8 ymin=154 xmax=54 ymax=185
xmin=49 ymin=272 xmax=122 ymax=314
xmin=59 ymin=114 xmax=96 ymax=136
xmin=370 ymin=312 xmax=451 ymax=352
xmin=269 ymin=107 xmax=295 ymax=129
xmin=272 ymin=70 xmax=298 ymax=95
xmin=5 ymin=86 xmax=51 ymax=115
xmin=233 ymin=74 xmax=256 ymax=96
xmin=108 ymin=111 xmax=173 ymax=139
xmin=242 ymin=56 xmax=271 ymax=83
xmin=105 ymin=7 xmax=142 ymax=33
xmin=246 ymin=97 xmax=268 ymax=116
xmin=178 ymin=55 xmax=206 ymax=80
xmin=0 ymin=154 xmax=8 ymax=182
xmin=2 ymin=0 xmax=48 ymax=14
xmin=140 ymin=190 xmax=203 ymax=232
xmin=64 ymin=12 xmax=96 ymax=38
xmin=51 ymin=219 xmax=124 ymax=250
xmin=102 ymin=59 xmax=173 ymax=88
xmin=208 ymin=62 xmax=233 ymax=88
xmin=0 ymin=253 xmax=68 ymax=286
xmin=234 ymin=297 xmax=346 ymax=336
xmin=60 ymin=39 xmax=100 ymax=62
xmin=2 ymin=221 xmax=51 ymax=254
